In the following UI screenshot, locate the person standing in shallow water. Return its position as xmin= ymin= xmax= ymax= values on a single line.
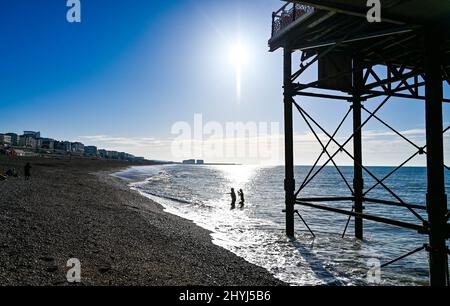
xmin=229 ymin=188 xmax=237 ymax=210
xmin=238 ymin=189 xmax=245 ymax=208
xmin=24 ymin=163 xmax=32 ymax=180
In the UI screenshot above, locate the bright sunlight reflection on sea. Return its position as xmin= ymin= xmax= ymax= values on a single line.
xmin=114 ymin=164 xmax=435 ymax=286
xmin=214 ymin=165 xmax=257 ymax=188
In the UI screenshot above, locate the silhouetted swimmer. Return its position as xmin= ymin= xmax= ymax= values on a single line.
xmin=228 ymin=188 xmax=237 ymax=210
xmin=24 ymin=163 xmax=32 ymax=180
xmin=238 ymin=189 xmax=245 ymax=208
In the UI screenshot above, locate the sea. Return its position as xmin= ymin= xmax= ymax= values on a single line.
xmin=113 ymin=164 xmax=449 ymax=286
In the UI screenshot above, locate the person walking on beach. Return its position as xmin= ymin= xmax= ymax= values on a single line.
xmin=238 ymin=189 xmax=245 ymax=208
xmin=24 ymin=163 xmax=32 ymax=180
xmin=228 ymin=188 xmax=237 ymax=210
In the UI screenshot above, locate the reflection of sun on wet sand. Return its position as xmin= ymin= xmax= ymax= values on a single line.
xmin=0 ymin=156 xmax=285 ymax=286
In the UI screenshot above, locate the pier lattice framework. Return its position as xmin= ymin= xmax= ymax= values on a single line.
xmin=269 ymin=0 xmax=450 ymax=286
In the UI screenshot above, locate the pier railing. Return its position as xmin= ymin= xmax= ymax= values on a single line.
xmin=271 ymin=2 xmax=314 ymax=38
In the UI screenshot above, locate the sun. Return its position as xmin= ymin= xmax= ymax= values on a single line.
xmin=229 ymin=42 xmax=248 ymax=68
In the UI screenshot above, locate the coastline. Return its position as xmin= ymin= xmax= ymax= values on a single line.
xmin=0 ymin=156 xmax=285 ymax=286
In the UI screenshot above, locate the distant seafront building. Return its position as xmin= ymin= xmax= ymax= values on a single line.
xmin=183 ymin=159 xmax=196 ymax=165
xmin=98 ymin=149 xmax=107 ymax=159
xmin=19 ymin=135 xmax=38 ymax=149
xmin=71 ymin=142 xmax=85 ymax=153
xmin=97 ymin=149 xmax=136 ymax=161
xmin=1 ymin=129 xmax=149 ymax=163
xmin=0 ymin=134 xmax=12 ymax=145
xmin=107 ymin=151 xmax=120 ymax=160
xmin=183 ymin=159 xmax=206 ymax=165
xmin=23 ymin=131 xmax=41 ymax=139
xmin=84 ymin=146 xmax=98 ymax=156
xmin=5 ymin=133 xmax=19 ymax=146
xmin=54 ymin=141 xmax=72 ymax=152
xmin=119 ymin=152 xmax=136 ymax=161
xmin=39 ymin=138 xmax=56 ymax=150
xmin=19 ymin=131 xmax=41 ymax=149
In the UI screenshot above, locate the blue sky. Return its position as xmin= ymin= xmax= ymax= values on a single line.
xmin=1 ymin=0 xmax=449 ymax=165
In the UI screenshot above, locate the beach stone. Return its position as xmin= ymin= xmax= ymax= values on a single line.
xmin=46 ymin=265 xmax=59 ymax=273
xmin=39 ymin=256 xmax=55 ymax=263
xmin=98 ymin=266 xmax=112 ymax=274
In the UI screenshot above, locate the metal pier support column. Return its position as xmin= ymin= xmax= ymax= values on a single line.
xmin=284 ymin=47 xmax=295 ymax=238
xmin=353 ymin=57 xmax=364 ymax=240
xmin=424 ymin=31 xmax=449 ymax=287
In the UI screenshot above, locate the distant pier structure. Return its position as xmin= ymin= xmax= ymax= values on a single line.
xmin=269 ymin=1 xmax=449 ymax=286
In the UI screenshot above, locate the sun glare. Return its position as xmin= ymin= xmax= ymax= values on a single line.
xmin=229 ymin=42 xmax=248 ymax=102
xmin=230 ymin=42 xmax=248 ymax=68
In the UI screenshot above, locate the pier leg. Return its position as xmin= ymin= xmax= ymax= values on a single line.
xmin=284 ymin=48 xmax=295 ymax=238
xmin=353 ymin=57 xmax=364 ymax=240
xmin=424 ymin=31 xmax=449 ymax=287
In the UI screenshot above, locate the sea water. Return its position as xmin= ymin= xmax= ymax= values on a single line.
xmin=114 ymin=165 xmax=449 ymax=286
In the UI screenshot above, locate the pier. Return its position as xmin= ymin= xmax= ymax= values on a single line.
xmin=270 ymin=0 xmax=450 ymax=286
